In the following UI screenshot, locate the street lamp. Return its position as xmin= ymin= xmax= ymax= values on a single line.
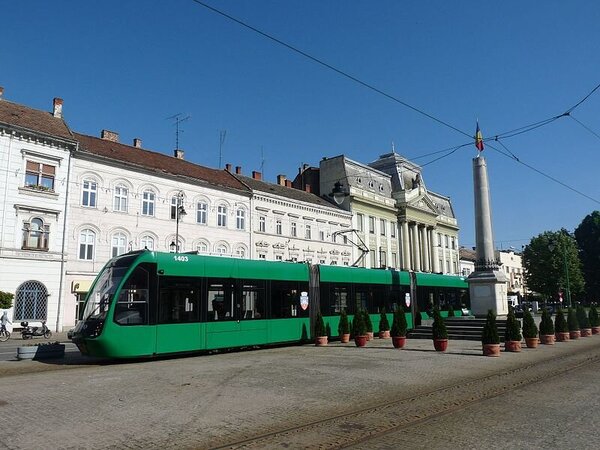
xmin=548 ymin=240 xmax=571 ymax=308
xmin=171 ymin=191 xmax=186 ymax=253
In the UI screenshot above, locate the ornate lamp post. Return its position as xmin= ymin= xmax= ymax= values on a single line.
xmin=548 ymin=240 xmax=571 ymax=308
xmin=170 ymin=191 xmax=186 ymax=253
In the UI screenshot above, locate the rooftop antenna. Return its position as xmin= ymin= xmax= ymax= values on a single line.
xmin=391 ymin=140 xmax=396 ymax=153
xmin=218 ymin=130 xmax=227 ymax=169
xmin=166 ymin=113 xmax=191 ymax=150
xmin=260 ymin=146 xmax=266 ymax=176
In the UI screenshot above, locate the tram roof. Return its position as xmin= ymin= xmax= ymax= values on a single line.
xmin=319 ymin=265 xmax=410 ymax=285
xmin=415 ymin=272 xmax=468 ymax=288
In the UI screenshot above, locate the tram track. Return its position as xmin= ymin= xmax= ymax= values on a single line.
xmin=204 ymin=345 xmax=600 ymax=450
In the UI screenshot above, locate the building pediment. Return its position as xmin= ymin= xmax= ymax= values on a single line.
xmin=406 ymin=193 xmax=438 ymax=216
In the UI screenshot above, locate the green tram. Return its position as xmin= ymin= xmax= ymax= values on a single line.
xmin=71 ymin=250 xmax=469 ymax=358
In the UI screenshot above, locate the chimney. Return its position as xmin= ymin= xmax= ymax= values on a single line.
xmin=225 ymin=163 xmax=232 ymax=172
xmin=285 ymin=180 xmax=292 ymax=188
xmin=53 ymin=98 xmax=63 ymax=118
xmin=0 ymin=87 xmax=4 ymax=99
xmin=101 ymin=129 xmax=119 ymax=142
xmin=235 ymin=166 xmax=242 ymax=175
xmin=252 ymin=171 xmax=262 ymax=181
xmin=305 ymin=184 xmax=311 ymax=193
xmin=174 ymin=149 xmax=185 ymax=160
xmin=277 ymin=174 xmax=286 ymax=186
xmin=133 ymin=138 xmax=142 ymax=148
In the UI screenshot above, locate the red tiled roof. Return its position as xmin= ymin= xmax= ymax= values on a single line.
xmin=74 ymin=132 xmax=250 ymax=193
xmin=0 ymin=99 xmax=73 ymax=140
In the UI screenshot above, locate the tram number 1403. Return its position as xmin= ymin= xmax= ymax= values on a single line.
xmin=173 ymin=255 xmax=189 ymax=262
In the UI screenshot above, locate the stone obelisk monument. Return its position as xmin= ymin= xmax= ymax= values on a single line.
xmin=467 ymin=154 xmax=508 ymax=316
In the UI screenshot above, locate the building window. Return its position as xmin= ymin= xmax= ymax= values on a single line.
xmin=79 ymin=229 xmax=95 ymax=260
xmin=392 ymin=252 xmax=397 ymax=268
xmin=216 ymin=243 xmax=228 ymax=255
xmin=197 ymin=240 xmax=209 ymax=254
xmin=446 ymin=260 xmax=451 ymax=273
xmin=113 ymin=185 xmax=128 ymax=212
xmin=380 ymin=219 xmax=386 ymax=236
xmin=197 ymin=202 xmax=207 ymax=225
xmin=276 ymin=219 xmax=282 ymax=235
xmin=111 ymin=232 xmax=127 ymax=257
xmin=259 ymin=216 xmax=266 ymax=232
xmin=391 ymin=222 xmax=396 ymax=238
xmin=217 ymin=205 xmax=227 ymax=227
xmin=357 ymin=213 xmax=364 ymax=232
xmin=330 ymin=260 xmax=338 ymax=265
xmin=236 ymin=209 xmax=246 ymax=230
xmin=369 ymin=249 xmax=376 ymax=268
xmin=235 ymin=246 xmax=246 ymax=258
xmin=291 ymin=222 xmax=297 ymax=237
xmin=142 ymin=190 xmax=155 ymax=216
xmin=369 ymin=216 xmax=375 ymax=234
xmin=13 ymin=280 xmax=48 ymax=321
xmin=22 ymin=218 xmax=49 ymax=250
xmin=81 ymin=180 xmax=97 ymax=207
xmin=25 ymin=161 xmax=55 ymax=191
xmin=451 ymin=237 xmax=456 ymax=250
xmin=275 ymin=254 xmax=283 ymax=261
xmin=445 ymin=235 xmax=449 ymax=248
xmin=170 ymin=196 xmax=178 ymax=220
xmin=319 ymin=230 xmax=325 ymax=241
xmin=258 ymin=253 xmax=266 ymax=260
xmin=380 ymin=249 xmax=387 ymax=267
xmin=305 ymin=224 xmax=312 ymax=240
xmin=140 ymin=235 xmax=154 ymax=250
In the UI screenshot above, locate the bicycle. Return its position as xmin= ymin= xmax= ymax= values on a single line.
xmin=0 ymin=325 xmax=10 ymax=342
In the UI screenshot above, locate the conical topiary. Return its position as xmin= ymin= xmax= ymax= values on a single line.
xmin=567 ymin=307 xmax=579 ymax=331
xmin=353 ymin=309 xmax=367 ymax=336
xmin=447 ymin=305 xmax=455 ymax=318
xmin=481 ymin=309 xmax=500 ymax=344
xmin=576 ymin=304 xmax=590 ymax=329
xmin=505 ymin=307 xmax=522 ymax=342
xmin=539 ymin=308 xmax=555 ymax=335
xmin=431 ymin=306 xmax=448 ymax=340
xmin=363 ymin=309 xmax=373 ymax=333
xmin=313 ymin=312 xmax=326 ymax=338
xmin=338 ymin=310 xmax=350 ymax=336
xmin=522 ymin=308 xmax=538 ymax=339
xmin=379 ymin=308 xmax=390 ymax=332
xmin=391 ymin=306 xmax=408 ymax=337
xmin=589 ymin=305 xmax=600 ymax=327
xmin=555 ymin=308 xmax=568 ymax=333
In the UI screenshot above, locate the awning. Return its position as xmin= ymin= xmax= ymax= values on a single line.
xmin=71 ymin=280 xmax=93 ymax=293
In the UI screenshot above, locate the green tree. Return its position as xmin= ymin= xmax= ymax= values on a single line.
xmin=431 ymin=307 xmax=448 ymax=340
xmin=391 ymin=306 xmax=407 ymax=337
xmin=574 ymin=211 xmax=600 ymax=302
xmin=505 ymin=307 xmax=522 ymax=342
xmin=522 ymin=229 xmax=584 ymax=302
xmin=522 ymin=309 xmax=538 ymax=339
xmin=481 ymin=309 xmax=500 ymax=345
xmin=0 ymin=291 xmax=14 ymax=309
xmin=338 ymin=310 xmax=350 ymax=335
xmin=313 ymin=312 xmax=326 ymax=338
xmin=379 ymin=308 xmax=390 ymax=332
xmin=539 ymin=308 xmax=555 ymax=336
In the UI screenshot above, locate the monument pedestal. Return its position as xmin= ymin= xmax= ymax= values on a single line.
xmin=468 ymin=270 xmax=508 ymax=317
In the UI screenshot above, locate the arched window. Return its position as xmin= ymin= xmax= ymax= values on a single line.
xmin=112 ymin=232 xmax=127 ymax=257
xmin=215 ymin=242 xmax=229 ymax=256
xmin=81 ymin=179 xmax=97 ymax=207
xmin=13 ymin=280 xmax=48 ymax=321
xmin=235 ymin=245 xmax=247 ymax=258
xmin=196 ymin=240 xmax=209 ymax=254
xmin=113 ymin=184 xmax=128 ymax=212
xmin=79 ymin=229 xmax=96 ymax=260
xmin=22 ymin=217 xmax=49 ymax=250
xmin=140 ymin=235 xmax=155 ymax=250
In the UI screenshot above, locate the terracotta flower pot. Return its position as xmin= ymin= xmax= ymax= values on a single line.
xmin=556 ymin=332 xmax=570 ymax=342
xmin=392 ymin=336 xmax=406 ymax=349
xmin=433 ymin=338 xmax=448 ymax=352
xmin=580 ymin=328 xmax=592 ymax=337
xmin=504 ymin=340 xmax=522 ymax=352
xmin=482 ymin=343 xmax=501 ymax=357
xmin=569 ymin=330 xmax=581 ymax=340
xmin=340 ymin=333 xmax=350 ymax=343
xmin=366 ymin=332 xmax=374 ymax=341
xmin=379 ymin=330 xmax=391 ymax=339
xmin=354 ymin=335 xmax=368 ymax=347
xmin=524 ymin=337 xmax=539 ymax=348
xmin=315 ymin=336 xmax=328 ymax=347
xmin=540 ymin=334 xmax=555 ymax=345
xmin=592 ymin=326 xmax=600 ymax=335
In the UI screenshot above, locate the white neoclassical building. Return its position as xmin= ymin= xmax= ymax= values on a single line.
xmin=231 ymin=170 xmax=353 ymax=264
xmin=0 ymin=91 xmax=78 ymax=332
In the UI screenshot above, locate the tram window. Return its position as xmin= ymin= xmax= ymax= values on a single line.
xmin=354 ymin=288 xmax=369 ymax=313
xmin=271 ymin=281 xmax=309 ymax=318
xmin=322 ymin=283 xmax=350 ymax=315
xmin=207 ymin=280 xmax=235 ymax=321
xmin=371 ymin=285 xmax=390 ymax=313
xmin=115 ymin=266 xmax=149 ymax=326
xmin=241 ymin=281 xmax=265 ymax=320
xmin=158 ymin=277 xmax=199 ymax=324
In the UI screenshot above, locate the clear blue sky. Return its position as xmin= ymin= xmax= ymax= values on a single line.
xmin=3 ymin=1 xmax=600 ymax=249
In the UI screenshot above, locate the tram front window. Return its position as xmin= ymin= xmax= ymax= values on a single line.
xmin=82 ymin=267 xmax=127 ymax=321
xmin=115 ymin=266 xmax=150 ymax=325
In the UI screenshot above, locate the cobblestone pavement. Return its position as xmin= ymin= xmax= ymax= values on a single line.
xmin=0 ymin=336 xmax=599 ymax=449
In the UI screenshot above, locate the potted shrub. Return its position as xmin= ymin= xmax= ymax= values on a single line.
xmin=522 ymin=308 xmax=539 ymax=348
xmin=589 ymin=305 xmax=600 ymax=335
xmin=567 ymin=307 xmax=580 ymax=339
xmin=554 ymin=308 xmax=570 ymax=342
xmin=481 ymin=309 xmax=501 ymax=356
xmin=378 ymin=308 xmax=390 ymax=339
xmin=313 ymin=312 xmax=328 ymax=346
xmin=352 ymin=309 xmax=368 ymax=347
xmin=338 ymin=310 xmax=350 ymax=343
xmin=577 ymin=305 xmax=592 ymax=337
xmin=363 ymin=310 xmax=374 ymax=341
xmin=447 ymin=305 xmax=455 ymax=318
xmin=504 ymin=307 xmax=522 ymax=352
xmin=539 ymin=308 xmax=555 ymax=345
xmin=390 ymin=306 xmax=408 ymax=349
xmin=431 ymin=307 xmax=448 ymax=352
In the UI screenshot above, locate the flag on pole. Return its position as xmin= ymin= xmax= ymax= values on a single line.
xmin=475 ymin=121 xmax=484 ymax=151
